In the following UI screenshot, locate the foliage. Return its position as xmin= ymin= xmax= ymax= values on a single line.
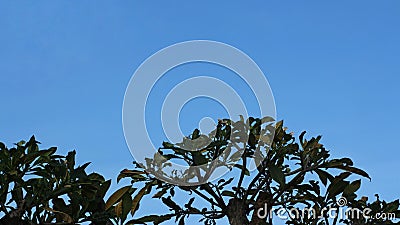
xmin=1 ymin=118 xmax=399 ymax=225
xmin=113 ymin=118 xmax=400 ymax=225
xmin=0 ymin=136 xmax=113 ymax=225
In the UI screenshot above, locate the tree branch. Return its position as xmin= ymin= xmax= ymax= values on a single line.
xmin=236 ymin=145 xmax=247 ymax=196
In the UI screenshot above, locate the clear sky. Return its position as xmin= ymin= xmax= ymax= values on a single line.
xmin=1 ymin=1 xmax=399 ymax=224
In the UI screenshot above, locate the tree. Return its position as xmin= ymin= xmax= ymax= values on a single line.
xmin=0 ymin=136 xmax=114 ymax=225
xmin=1 ymin=118 xmax=399 ymax=225
xmin=111 ymin=118 xmax=400 ymax=225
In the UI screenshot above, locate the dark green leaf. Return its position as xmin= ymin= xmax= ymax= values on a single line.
xmin=105 ymin=185 xmax=131 ymax=210
xmin=269 ymin=165 xmax=285 ymax=186
xmin=162 ymin=196 xmax=181 ymax=211
xmin=131 ymin=182 xmax=152 ymax=216
xmin=221 ymin=190 xmax=235 ymax=197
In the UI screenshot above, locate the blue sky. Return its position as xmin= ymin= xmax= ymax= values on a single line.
xmin=1 ymin=1 xmax=399 ymax=224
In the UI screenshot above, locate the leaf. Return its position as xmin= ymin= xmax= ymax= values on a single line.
xmin=334 ymin=165 xmax=371 ymax=180
xmin=269 ymin=165 xmax=285 ymax=186
xmin=120 ymin=169 xmax=147 ymax=175
xmin=105 ymin=185 xmax=131 ymax=210
xmin=66 ymin=150 xmax=76 ymax=171
xmin=126 ymin=214 xmax=174 ymax=224
xmin=162 ymin=196 xmax=181 ymax=211
xmin=315 ymin=169 xmax=334 ymax=186
xmin=221 ymin=190 xmax=235 ymax=197
xmin=323 ymin=158 xmax=353 ymax=168
xmin=192 ymin=129 xmax=200 ymax=140
xmin=21 ymin=148 xmax=57 ymax=165
xmin=192 ymin=151 xmax=207 ymax=166
xmin=248 ymin=133 xmax=257 ymax=148
xmin=229 ymin=150 xmax=243 ymax=162
xmin=299 ymin=131 xmax=307 ymax=145
xmin=327 ymin=180 xmax=350 ymax=200
xmin=261 ymin=116 xmax=275 ymax=123
xmin=43 ymin=206 xmax=73 ymax=223
xmin=121 ymin=193 xmax=133 ymax=223
xmin=72 ymin=162 xmax=91 ymax=180
xmin=218 ymin=177 xmax=234 ymax=188
xmin=97 ymin=180 xmax=111 ymax=199
xmin=184 ymin=197 xmax=195 ymax=209
xmin=153 ymin=187 xmax=169 ymax=199
xmin=344 ymin=179 xmax=361 ymax=195
xmin=118 ymin=169 xmax=146 ymax=183
xmin=384 ymin=200 xmax=399 ymax=213
xmin=162 ymin=142 xmax=175 ymax=148
xmin=87 ymin=172 xmax=105 ymax=182
xmin=115 ymin=201 xmax=123 ymax=217
xmin=131 ymin=182 xmax=152 ymax=216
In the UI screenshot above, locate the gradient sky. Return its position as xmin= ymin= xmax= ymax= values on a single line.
xmin=1 ymin=1 xmax=399 ymax=224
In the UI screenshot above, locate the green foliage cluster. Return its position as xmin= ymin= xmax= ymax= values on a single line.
xmin=0 ymin=136 xmax=113 ymax=225
xmin=1 ymin=119 xmax=399 ymax=225
xmin=111 ymin=119 xmax=400 ymax=225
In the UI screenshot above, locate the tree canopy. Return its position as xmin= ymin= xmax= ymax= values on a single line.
xmin=1 ymin=118 xmax=399 ymax=225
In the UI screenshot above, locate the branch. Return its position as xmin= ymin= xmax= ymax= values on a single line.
xmin=201 ymin=184 xmax=226 ymax=210
xmin=189 ymin=188 xmax=219 ymax=207
xmin=236 ymin=145 xmax=247 ymax=196
xmin=272 ymin=171 xmax=304 ymax=204
xmin=245 ymin=155 xmax=270 ymax=200
xmin=332 ymin=205 xmax=339 ymax=225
